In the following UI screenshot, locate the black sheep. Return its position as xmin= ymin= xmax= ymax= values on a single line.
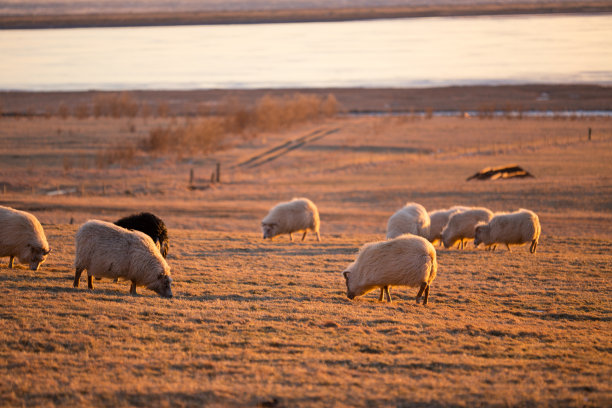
xmin=115 ymin=212 xmax=169 ymax=258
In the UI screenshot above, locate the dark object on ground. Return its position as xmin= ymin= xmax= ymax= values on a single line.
xmin=115 ymin=212 xmax=169 ymax=258
xmin=467 ymin=164 xmax=534 ymax=181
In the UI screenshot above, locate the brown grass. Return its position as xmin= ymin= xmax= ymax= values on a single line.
xmin=0 ymin=106 xmax=611 ymax=407
xmin=141 ymin=93 xmax=339 ymax=157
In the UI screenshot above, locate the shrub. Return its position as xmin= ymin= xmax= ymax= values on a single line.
xmin=73 ymin=103 xmax=90 ymax=119
xmin=57 ymin=103 xmax=70 ymax=119
xmin=93 ymin=92 xmax=140 ymax=118
xmin=96 ymin=142 xmax=137 ymax=168
xmin=143 ymin=92 xmax=340 ymax=156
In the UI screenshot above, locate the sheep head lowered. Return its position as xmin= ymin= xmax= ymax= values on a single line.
xmin=473 ymin=224 xmax=490 ymax=247
xmin=261 ymin=222 xmax=278 ymax=240
xmin=24 ymin=245 xmax=51 ymax=271
xmin=149 ymin=273 xmax=173 ymax=298
xmin=342 ymin=264 xmax=359 ymax=300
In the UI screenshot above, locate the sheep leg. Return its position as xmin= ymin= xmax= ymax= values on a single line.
xmin=130 ymin=281 xmax=137 ymax=295
xmin=384 ymin=286 xmax=392 ymax=303
xmin=378 ymin=288 xmax=384 ymax=302
xmin=301 ymin=231 xmax=308 ymax=241
xmin=530 ymin=240 xmax=537 ymax=253
xmin=73 ymin=268 xmax=84 ymax=287
xmin=113 ymin=278 xmax=119 ymax=283
xmin=8 ymin=256 xmax=14 ymax=268
xmin=492 ymin=244 xmax=497 ymax=252
xmin=87 ymin=275 xmax=94 ymax=290
xmin=289 ymin=233 xmax=293 ymax=242
xmin=316 ymin=231 xmax=321 ymax=242
xmin=423 ymin=284 xmax=430 ymax=306
xmin=505 ymin=243 xmax=512 ymax=252
xmin=416 ymin=282 xmax=427 ymax=303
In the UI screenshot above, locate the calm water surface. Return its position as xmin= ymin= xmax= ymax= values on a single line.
xmin=1 ymin=14 xmax=611 ymax=90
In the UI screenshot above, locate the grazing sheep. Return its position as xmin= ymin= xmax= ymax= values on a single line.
xmin=441 ymin=207 xmax=493 ymax=249
xmin=74 ymin=220 xmax=173 ymax=298
xmin=262 ymin=198 xmax=321 ymax=242
xmin=386 ymin=202 xmax=431 ymax=240
xmin=427 ymin=206 xmax=469 ymax=245
xmin=0 ymin=205 xmax=50 ymax=270
xmin=342 ymin=234 xmax=437 ymax=305
xmin=474 ymin=209 xmax=541 ymax=253
xmin=115 ymin=212 xmax=169 ymax=258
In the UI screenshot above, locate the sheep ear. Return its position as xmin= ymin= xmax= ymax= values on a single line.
xmin=342 ymin=271 xmax=350 ymax=282
xmin=43 ymin=248 xmax=51 ymax=255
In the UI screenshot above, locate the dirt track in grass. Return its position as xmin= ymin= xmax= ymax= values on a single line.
xmin=0 ymin=105 xmax=611 ymax=406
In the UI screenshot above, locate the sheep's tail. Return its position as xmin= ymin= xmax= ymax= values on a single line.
xmin=530 ymin=213 xmax=541 ymax=254
xmin=427 ymin=247 xmax=438 ymax=284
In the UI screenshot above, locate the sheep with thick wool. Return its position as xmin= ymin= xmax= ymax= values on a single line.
xmin=427 ymin=206 xmax=468 ymax=245
xmin=0 ymin=205 xmax=50 ymax=270
xmin=441 ymin=207 xmax=493 ymax=249
xmin=386 ymin=202 xmax=430 ymax=240
xmin=261 ymin=198 xmax=321 ymax=242
xmin=115 ymin=212 xmax=169 ymax=258
xmin=73 ymin=220 xmax=173 ymax=298
xmin=342 ymin=234 xmax=437 ymax=305
xmin=474 ymin=209 xmax=541 ymax=253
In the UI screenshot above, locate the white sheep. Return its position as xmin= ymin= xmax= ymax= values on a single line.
xmin=73 ymin=220 xmax=173 ymax=297
xmin=261 ymin=198 xmax=321 ymax=242
xmin=386 ymin=202 xmax=430 ymax=240
xmin=427 ymin=206 xmax=469 ymax=245
xmin=441 ymin=207 xmax=493 ymax=249
xmin=342 ymin=234 xmax=437 ymax=305
xmin=474 ymin=209 xmax=541 ymax=253
xmin=0 ymin=205 xmax=50 ymax=270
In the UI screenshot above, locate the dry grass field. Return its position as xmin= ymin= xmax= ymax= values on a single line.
xmin=1 ymin=104 xmax=611 ymax=406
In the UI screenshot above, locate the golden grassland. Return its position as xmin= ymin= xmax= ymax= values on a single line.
xmin=0 ymin=104 xmax=611 ymax=406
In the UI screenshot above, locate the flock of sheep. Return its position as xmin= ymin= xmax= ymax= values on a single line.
xmin=0 ymin=198 xmax=540 ymax=305
xmin=259 ymin=198 xmax=540 ymax=306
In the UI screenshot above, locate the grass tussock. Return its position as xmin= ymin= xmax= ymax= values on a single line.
xmin=95 ymin=142 xmax=138 ymax=168
xmin=143 ymin=118 xmax=227 ymax=155
xmin=143 ymin=93 xmax=339 ymax=155
xmin=93 ymin=92 xmax=139 ymax=118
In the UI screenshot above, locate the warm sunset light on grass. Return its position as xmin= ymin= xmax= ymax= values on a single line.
xmin=1 ymin=1 xmax=611 ymax=406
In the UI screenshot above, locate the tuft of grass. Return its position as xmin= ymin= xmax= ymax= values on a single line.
xmin=57 ymin=103 xmax=70 ymax=119
xmin=95 ymin=142 xmax=138 ymax=168
xmin=143 ymin=93 xmax=340 ymax=156
xmin=73 ymin=102 xmax=90 ymax=119
xmin=93 ymin=92 xmax=139 ymax=118
xmin=156 ymin=101 xmax=170 ymax=118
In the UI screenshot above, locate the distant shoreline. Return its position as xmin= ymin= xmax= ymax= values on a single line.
xmin=2 ymin=2 xmax=612 ymax=29
xmin=2 ymin=85 xmax=611 ymax=116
